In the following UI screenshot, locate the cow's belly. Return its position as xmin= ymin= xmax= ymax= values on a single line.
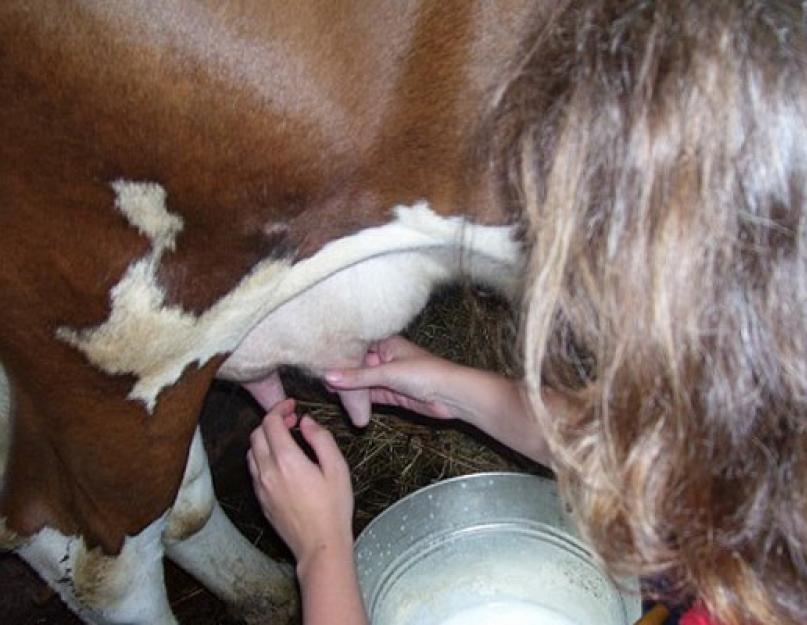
xmin=217 ymin=208 xmax=520 ymax=426
xmin=218 ymin=200 xmax=521 ymax=389
xmin=218 ymin=249 xmax=453 ymax=382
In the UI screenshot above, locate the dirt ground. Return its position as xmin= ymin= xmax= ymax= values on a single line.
xmin=0 ymin=288 xmax=543 ymax=624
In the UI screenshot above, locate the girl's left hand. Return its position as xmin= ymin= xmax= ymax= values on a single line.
xmin=247 ymin=398 xmax=354 ymax=569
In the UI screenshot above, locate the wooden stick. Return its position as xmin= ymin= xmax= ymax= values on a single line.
xmin=633 ymin=604 xmax=670 ymax=625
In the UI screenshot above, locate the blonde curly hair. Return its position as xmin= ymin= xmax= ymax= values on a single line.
xmin=495 ymin=2 xmax=807 ymax=624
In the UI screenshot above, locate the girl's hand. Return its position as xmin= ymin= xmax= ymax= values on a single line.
xmin=247 ymin=398 xmax=354 ymax=569
xmin=325 ymin=336 xmax=554 ymax=465
xmin=324 ymin=336 xmax=463 ymax=422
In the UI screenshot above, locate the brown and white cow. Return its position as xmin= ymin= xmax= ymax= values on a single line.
xmin=0 ymin=2 xmax=538 ymax=623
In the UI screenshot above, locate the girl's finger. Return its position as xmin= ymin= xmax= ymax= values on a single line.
xmin=263 ymin=401 xmax=306 ymax=460
xmin=324 ymin=361 xmax=398 ymax=389
xmin=249 ymin=424 xmax=273 ymax=466
xmin=246 ymin=448 xmax=259 ymax=478
xmin=254 ymin=398 xmax=297 ymax=458
xmin=378 ymin=335 xmax=423 ymax=361
xmin=299 ymin=415 xmax=347 ymax=476
xmin=269 ymin=398 xmax=297 ymax=420
xmin=363 ymin=350 xmax=382 ymax=368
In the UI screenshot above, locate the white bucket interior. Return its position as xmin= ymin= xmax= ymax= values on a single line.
xmin=355 ymin=473 xmax=641 ymax=625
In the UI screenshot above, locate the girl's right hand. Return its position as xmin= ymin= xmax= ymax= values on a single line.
xmin=324 ymin=336 xmax=553 ymax=466
xmin=324 ymin=335 xmax=470 ymax=422
xmin=247 ymin=399 xmax=354 ymax=569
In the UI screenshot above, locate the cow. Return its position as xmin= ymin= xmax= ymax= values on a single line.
xmin=0 ymin=1 xmax=535 ymax=623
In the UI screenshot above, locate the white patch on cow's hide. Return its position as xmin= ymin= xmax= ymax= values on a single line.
xmin=0 ymin=360 xmax=10 ymax=488
xmin=163 ymin=429 xmax=296 ymax=618
xmin=110 ymin=180 xmax=183 ymax=252
xmin=164 ymin=503 xmax=296 ymax=620
xmin=17 ymin=515 xmax=177 ymax=625
xmin=0 ymin=360 xmax=9 ymax=420
xmin=0 ymin=518 xmax=25 ymax=551
xmin=58 ymin=181 xmax=521 ymax=412
xmin=0 ymin=360 xmax=19 ymax=550
xmin=163 ymin=429 xmax=214 ymax=542
xmin=57 ymin=180 xmax=293 ymax=411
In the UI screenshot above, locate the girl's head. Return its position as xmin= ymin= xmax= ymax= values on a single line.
xmin=496 ymin=2 xmax=807 ymax=623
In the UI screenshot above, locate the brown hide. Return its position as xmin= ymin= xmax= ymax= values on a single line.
xmin=0 ymin=0 xmax=539 ymax=552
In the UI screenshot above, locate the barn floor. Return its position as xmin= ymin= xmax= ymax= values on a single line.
xmin=1 ymin=288 xmax=544 ymax=625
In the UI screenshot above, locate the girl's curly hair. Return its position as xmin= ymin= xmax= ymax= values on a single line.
xmin=495 ymin=2 xmax=807 ymax=623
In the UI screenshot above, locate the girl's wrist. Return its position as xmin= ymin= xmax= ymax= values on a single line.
xmin=296 ymin=533 xmax=355 ymax=581
xmin=439 ymin=365 xmax=516 ymax=427
xmin=433 ymin=363 xmax=485 ymax=424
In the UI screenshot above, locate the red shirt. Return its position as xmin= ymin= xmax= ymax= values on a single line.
xmin=680 ymin=606 xmax=720 ymax=625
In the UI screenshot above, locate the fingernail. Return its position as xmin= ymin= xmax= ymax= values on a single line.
xmin=324 ymin=372 xmax=342 ymax=384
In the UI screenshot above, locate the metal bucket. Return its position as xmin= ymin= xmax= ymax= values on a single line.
xmin=355 ymin=472 xmax=641 ymax=625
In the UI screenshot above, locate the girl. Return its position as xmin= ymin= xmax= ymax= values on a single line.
xmin=249 ymin=2 xmax=807 ymax=624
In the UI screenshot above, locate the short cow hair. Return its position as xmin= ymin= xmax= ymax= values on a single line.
xmin=496 ymin=2 xmax=807 ymax=624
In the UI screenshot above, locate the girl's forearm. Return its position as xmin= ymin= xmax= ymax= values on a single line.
xmin=440 ymin=365 xmax=561 ymax=466
xmin=297 ymin=541 xmax=369 ymax=625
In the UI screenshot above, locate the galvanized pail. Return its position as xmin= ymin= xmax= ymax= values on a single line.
xmin=355 ymin=472 xmax=641 ymax=625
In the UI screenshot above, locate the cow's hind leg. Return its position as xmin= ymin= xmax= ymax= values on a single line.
xmin=5 ymin=364 xmax=176 ymax=624
xmin=17 ymin=515 xmax=177 ymax=625
xmin=163 ymin=429 xmax=297 ymax=624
